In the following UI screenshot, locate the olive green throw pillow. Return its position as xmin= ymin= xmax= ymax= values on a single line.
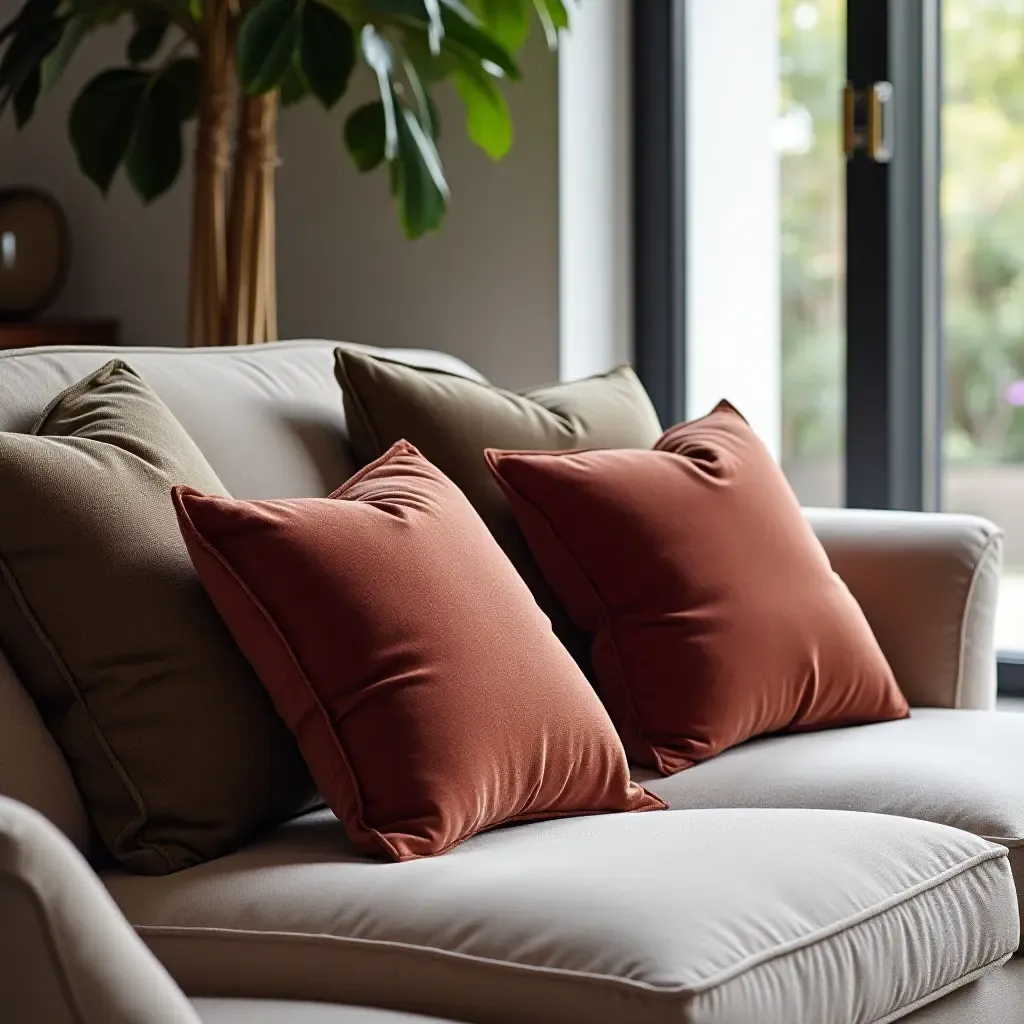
xmin=335 ymin=349 xmax=663 ymax=665
xmin=0 ymin=361 xmax=314 ymax=874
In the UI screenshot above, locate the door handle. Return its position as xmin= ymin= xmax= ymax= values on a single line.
xmin=843 ymin=81 xmax=894 ymax=163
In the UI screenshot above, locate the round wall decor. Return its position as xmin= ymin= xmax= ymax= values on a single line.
xmin=0 ymin=188 xmax=70 ymax=321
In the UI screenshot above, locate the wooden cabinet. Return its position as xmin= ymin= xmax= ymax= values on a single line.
xmin=0 ymin=318 xmax=119 ymax=350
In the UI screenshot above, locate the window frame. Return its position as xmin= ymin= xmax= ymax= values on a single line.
xmin=632 ymin=0 xmax=688 ymax=428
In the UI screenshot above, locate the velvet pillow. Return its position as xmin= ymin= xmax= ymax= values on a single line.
xmin=173 ymin=441 xmax=663 ymax=860
xmin=0 ymin=361 xmax=314 ymax=873
xmin=335 ymin=348 xmax=663 ymax=667
xmin=486 ymin=401 xmax=910 ymax=775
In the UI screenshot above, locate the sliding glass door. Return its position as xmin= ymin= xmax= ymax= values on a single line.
xmin=942 ymin=0 xmax=1024 ymax=657
xmin=779 ymin=0 xmax=846 ymax=509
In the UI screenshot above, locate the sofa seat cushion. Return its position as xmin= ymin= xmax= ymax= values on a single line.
xmin=193 ymin=1001 xmax=457 ymax=1024
xmin=104 ymin=807 xmax=1018 ymax=1024
xmin=639 ymin=709 xmax=1024 ymax=913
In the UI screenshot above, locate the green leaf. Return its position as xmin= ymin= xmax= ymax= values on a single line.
xmin=344 ymin=101 xmax=385 ymax=171
xmin=279 ymin=61 xmax=309 ymax=106
xmin=5 ymin=0 xmax=57 ymax=37
xmin=299 ymin=1 xmax=353 ymax=108
xmin=423 ymin=0 xmax=443 ymax=53
xmin=439 ymin=1 xmax=518 ymax=77
xmin=0 ymin=16 xmax=23 ymax=51
xmin=127 ymin=13 xmax=169 ymax=65
xmin=532 ymin=0 xmax=567 ymax=48
xmin=236 ymin=0 xmax=300 ymax=94
xmin=160 ymin=57 xmax=199 ymax=120
xmin=125 ymin=75 xmax=184 ymax=202
xmin=402 ymin=55 xmax=437 ymax=138
xmin=12 ymin=66 xmax=39 ymax=126
xmin=0 ymin=13 xmax=63 ymax=123
xmin=369 ymin=0 xmax=518 ymax=79
xmin=69 ymin=68 xmax=146 ymax=192
xmin=439 ymin=0 xmax=480 ymax=23
xmin=392 ymin=101 xmax=447 ymax=237
xmin=453 ymin=61 xmax=509 ymax=159
xmin=41 ymin=12 xmax=89 ymax=91
xmin=361 ymin=24 xmax=397 ymax=159
xmin=477 ymin=0 xmax=528 ymax=52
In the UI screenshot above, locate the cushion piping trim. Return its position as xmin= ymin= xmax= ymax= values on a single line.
xmin=0 ymin=555 xmax=166 ymax=870
xmin=336 ymin=346 xmax=633 ymax=405
xmin=870 ymin=951 xmax=1014 ymax=1024
xmin=332 ymin=351 xmax=386 ymax=459
xmin=986 ymin=834 xmax=1024 ymax=848
xmin=29 ymin=359 xmax=125 ymax=435
xmin=131 ymin=845 xmax=1008 ymax=998
xmin=335 ymin=350 xmax=618 ymax=457
xmin=0 ymin=340 xmax=466 ymax=363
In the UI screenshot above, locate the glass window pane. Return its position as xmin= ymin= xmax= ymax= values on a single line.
xmin=942 ymin=0 xmax=1024 ymax=652
xmin=779 ymin=0 xmax=846 ymax=507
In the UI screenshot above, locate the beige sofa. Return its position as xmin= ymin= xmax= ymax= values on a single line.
xmin=1 ymin=340 xmax=1023 ymax=1024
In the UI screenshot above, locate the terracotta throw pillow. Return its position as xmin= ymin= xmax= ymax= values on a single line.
xmin=0 ymin=361 xmax=314 ymax=873
xmin=335 ymin=348 xmax=663 ymax=666
xmin=486 ymin=401 xmax=910 ymax=775
xmin=173 ymin=441 xmax=663 ymax=860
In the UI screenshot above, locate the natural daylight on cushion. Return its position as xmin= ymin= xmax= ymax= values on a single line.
xmin=780 ymin=0 xmax=1024 ymax=653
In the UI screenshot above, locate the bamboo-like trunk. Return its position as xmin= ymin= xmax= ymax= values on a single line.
xmin=225 ymin=91 xmax=279 ymax=346
xmin=187 ymin=0 xmax=233 ymax=348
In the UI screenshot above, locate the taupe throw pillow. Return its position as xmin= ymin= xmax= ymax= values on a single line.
xmin=335 ymin=349 xmax=663 ymax=664
xmin=0 ymin=361 xmax=314 ymax=874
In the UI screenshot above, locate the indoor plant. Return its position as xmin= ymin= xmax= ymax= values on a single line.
xmin=0 ymin=0 xmax=566 ymax=346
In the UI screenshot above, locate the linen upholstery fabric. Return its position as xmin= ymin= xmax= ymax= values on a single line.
xmin=0 ymin=797 xmax=202 ymax=1024
xmin=488 ymin=401 xmax=909 ymax=774
xmin=638 ymin=707 xmax=1024 ymax=918
xmin=335 ymin=348 xmax=663 ymax=664
xmin=806 ymin=507 xmax=1002 ymax=710
xmin=193 ymin=1002 xmax=458 ymax=1024
xmin=173 ymin=441 xmax=661 ymax=861
xmin=0 ymin=646 xmax=90 ymax=853
xmin=0 ymin=361 xmax=313 ymax=874
xmin=899 ymin=957 xmax=1024 ymax=1024
xmin=0 ymin=341 xmax=484 ymax=498
xmin=104 ymin=806 xmax=1018 ymax=1024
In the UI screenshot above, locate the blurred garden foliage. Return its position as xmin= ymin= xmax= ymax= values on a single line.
xmin=780 ymin=0 xmax=1024 ymax=465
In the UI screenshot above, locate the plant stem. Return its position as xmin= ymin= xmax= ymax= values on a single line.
xmin=225 ymin=89 xmax=279 ymax=345
xmin=187 ymin=0 xmax=232 ymax=346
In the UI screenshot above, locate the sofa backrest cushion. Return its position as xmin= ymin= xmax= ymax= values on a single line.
xmin=0 ymin=341 xmax=483 ymax=499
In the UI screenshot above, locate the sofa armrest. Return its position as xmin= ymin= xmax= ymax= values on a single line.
xmin=0 ymin=797 xmax=200 ymax=1024
xmin=805 ymin=508 xmax=1002 ymax=710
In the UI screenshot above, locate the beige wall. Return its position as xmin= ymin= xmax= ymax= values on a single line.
xmin=0 ymin=23 xmax=559 ymax=389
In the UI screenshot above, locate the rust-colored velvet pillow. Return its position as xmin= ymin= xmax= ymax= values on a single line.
xmin=486 ymin=402 xmax=910 ymax=776
xmin=173 ymin=441 xmax=663 ymax=859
